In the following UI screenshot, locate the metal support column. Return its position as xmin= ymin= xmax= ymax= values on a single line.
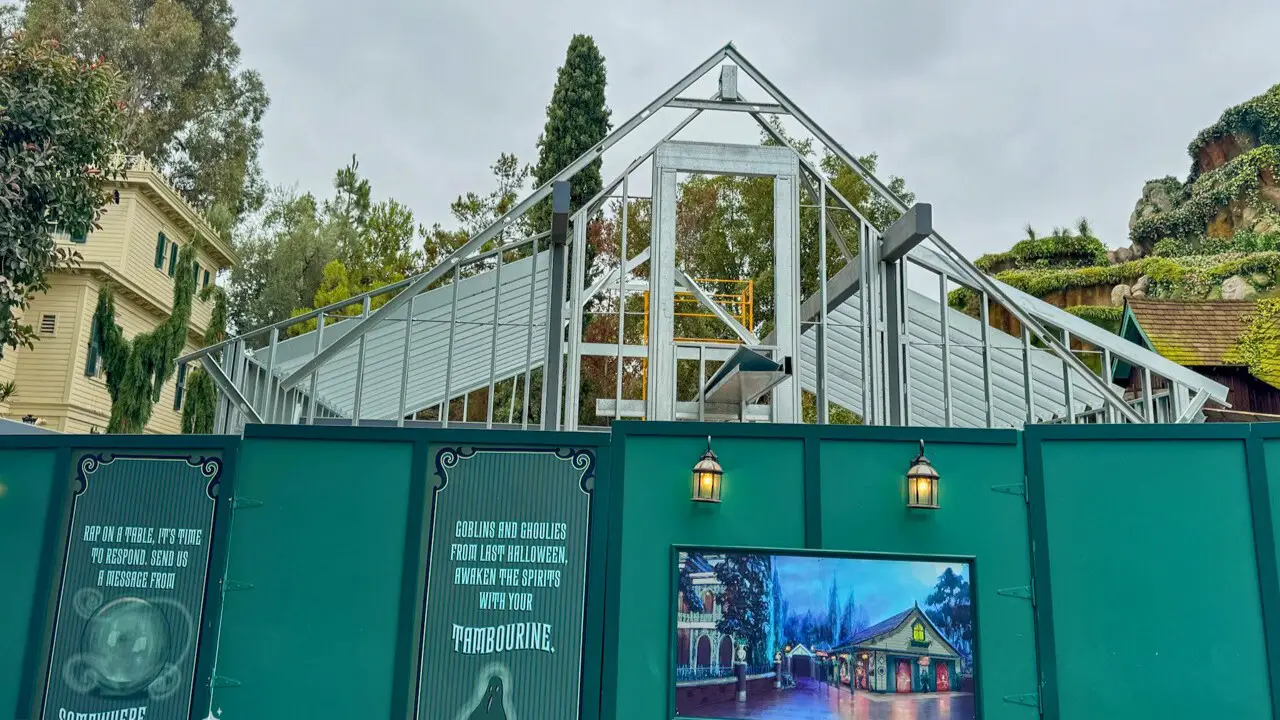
xmin=817 ymin=183 xmax=829 ymax=425
xmin=522 ymin=236 xmax=539 ymax=429
xmin=1061 ymin=329 xmax=1075 ymax=424
xmin=263 ymin=328 xmax=278 ymax=425
xmin=306 ymin=313 xmax=325 ymax=425
xmin=979 ymin=292 xmax=994 ymax=428
xmin=397 ymin=298 xmax=414 ymax=426
xmin=351 ymin=295 xmax=371 ymax=426
xmin=541 ymin=181 xmax=571 ymax=431
xmin=486 ymin=247 xmax=505 ymax=428
xmin=938 ymin=273 xmax=954 ymax=427
xmin=884 ymin=260 xmax=906 ymax=425
xmin=1022 ymin=326 xmax=1036 ymax=425
xmin=442 ymin=264 xmax=461 ymax=428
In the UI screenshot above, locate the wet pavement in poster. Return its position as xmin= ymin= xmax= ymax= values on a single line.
xmin=678 ymin=678 xmax=975 ymax=720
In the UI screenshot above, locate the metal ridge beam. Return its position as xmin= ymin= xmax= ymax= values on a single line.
xmin=277 ymin=45 xmax=732 ymax=391
xmin=728 ymin=45 xmax=1145 ymax=422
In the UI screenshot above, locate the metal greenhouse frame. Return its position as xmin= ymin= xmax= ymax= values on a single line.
xmin=177 ymin=43 xmax=1229 ymax=432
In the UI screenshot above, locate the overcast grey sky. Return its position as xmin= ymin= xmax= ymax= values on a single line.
xmin=232 ymin=0 xmax=1279 ymax=259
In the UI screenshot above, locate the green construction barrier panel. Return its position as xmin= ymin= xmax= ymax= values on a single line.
xmin=209 ymin=429 xmax=418 ymax=718
xmin=818 ymin=431 xmax=1036 ymax=720
xmin=0 ymin=447 xmax=60 ymax=719
xmin=604 ymin=424 xmax=807 ymax=720
xmin=1028 ymin=426 xmax=1272 ymax=720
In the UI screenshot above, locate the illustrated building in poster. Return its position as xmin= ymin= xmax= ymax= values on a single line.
xmin=674 ymin=549 xmax=976 ymax=720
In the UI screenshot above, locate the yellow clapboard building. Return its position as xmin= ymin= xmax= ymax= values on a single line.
xmin=0 ymin=156 xmax=237 ymax=434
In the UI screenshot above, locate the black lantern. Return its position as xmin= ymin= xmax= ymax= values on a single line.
xmin=692 ymin=436 xmax=723 ymax=503
xmin=906 ymin=440 xmax=940 ymax=509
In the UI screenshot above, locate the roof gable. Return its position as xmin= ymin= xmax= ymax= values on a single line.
xmin=838 ymin=606 xmax=962 ymax=659
xmin=1115 ymin=298 xmax=1256 ymax=380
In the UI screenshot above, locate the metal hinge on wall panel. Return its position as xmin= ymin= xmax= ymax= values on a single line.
xmin=211 ymin=675 xmax=242 ymax=688
xmin=997 ymin=585 xmax=1032 ymax=601
xmin=232 ymin=496 xmax=263 ymax=509
xmin=222 ymin=580 xmax=254 ymax=592
xmin=990 ymin=482 xmax=1026 ymax=499
xmin=1002 ymin=692 xmax=1039 ymax=709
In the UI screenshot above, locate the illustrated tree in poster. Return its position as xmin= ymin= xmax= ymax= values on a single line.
xmin=714 ymin=554 xmax=770 ymax=663
xmin=925 ymin=568 xmax=974 ymax=661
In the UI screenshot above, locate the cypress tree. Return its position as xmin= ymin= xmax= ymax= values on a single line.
xmin=93 ymin=246 xmax=196 ymax=433
xmin=530 ymin=35 xmax=612 ymax=235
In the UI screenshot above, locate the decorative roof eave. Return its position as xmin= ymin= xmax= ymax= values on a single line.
xmin=114 ymin=156 xmax=239 ymax=269
xmin=833 ymin=607 xmax=963 ymax=660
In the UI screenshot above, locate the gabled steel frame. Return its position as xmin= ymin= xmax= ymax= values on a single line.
xmin=181 ymin=43 xmax=1230 ymax=432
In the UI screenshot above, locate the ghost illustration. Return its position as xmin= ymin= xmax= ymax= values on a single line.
xmin=467 ymin=675 xmax=507 ymax=720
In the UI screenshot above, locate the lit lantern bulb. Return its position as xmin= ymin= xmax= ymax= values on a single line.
xmin=917 ymin=478 xmax=931 ymax=495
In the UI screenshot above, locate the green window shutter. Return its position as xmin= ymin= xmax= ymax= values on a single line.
xmin=168 ymin=242 xmax=178 ymax=277
xmin=70 ymin=229 xmax=87 ymax=244
xmin=193 ymin=261 xmax=201 ymax=286
xmin=202 ymin=270 xmax=210 ymax=289
xmin=85 ymin=317 xmax=100 ymax=376
xmin=174 ymin=363 xmax=187 ymax=410
xmin=154 ymin=233 xmax=167 ymax=268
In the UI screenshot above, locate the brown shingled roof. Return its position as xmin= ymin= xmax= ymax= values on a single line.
xmin=1125 ymin=298 xmax=1256 ymax=367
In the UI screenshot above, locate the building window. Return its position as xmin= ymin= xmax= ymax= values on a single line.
xmin=202 ymin=270 xmax=211 ymax=289
xmin=154 ymin=232 xmax=167 ymax=268
xmin=193 ymin=260 xmax=201 ymax=288
xmin=911 ymin=622 xmax=925 ymax=643
xmin=85 ymin=317 xmax=101 ymax=377
xmin=167 ymin=241 xmax=179 ymax=277
xmin=174 ymin=363 xmax=187 ymax=411
xmin=39 ymin=314 xmax=57 ymax=336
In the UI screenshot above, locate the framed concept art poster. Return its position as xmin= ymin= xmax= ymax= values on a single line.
xmin=670 ymin=547 xmax=978 ymax=720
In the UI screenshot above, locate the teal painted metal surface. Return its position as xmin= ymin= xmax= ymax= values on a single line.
xmin=210 ymin=436 xmax=416 ymax=718
xmin=818 ymin=438 xmax=1036 ymax=720
xmin=604 ymin=428 xmax=807 ymax=720
xmin=1028 ymin=427 xmax=1272 ymax=720
xmin=0 ymin=449 xmax=59 ymax=719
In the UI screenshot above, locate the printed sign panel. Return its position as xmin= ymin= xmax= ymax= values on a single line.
xmin=672 ymin=548 xmax=977 ymax=720
xmin=417 ymin=445 xmax=595 ymax=720
xmin=42 ymin=453 xmax=224 ymax=720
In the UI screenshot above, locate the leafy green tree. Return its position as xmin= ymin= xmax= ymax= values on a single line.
xmin=924 ymin=567 xmax=973 ymax=661
xmin=181 ymin=284 xmax=226 ymax=433
xmin=93 ymin=246 xmax=196 ymax=433
xmin=1 ymin=28 xmax=124 ymax=358
xmin=22 ymin=0 xmax=269 ymax=218
xmin=228 ymin=188 xmax=336 ymax=332
xmin=529 ymin=35 xmax=611 ymax=236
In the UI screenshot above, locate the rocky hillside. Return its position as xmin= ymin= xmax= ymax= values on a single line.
xmin=953 ymin=82 xmax=1280 ymax=334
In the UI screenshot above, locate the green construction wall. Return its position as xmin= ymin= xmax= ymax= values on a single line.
xmin=209 ymin=432 xmax=419 ymax=718
xmin=819 ymin=436 xmax=1036 ymax=719
xmin=603 ymin=425 xmax=1036 ymax=720
xmin=1029 ymin=427 xmax=1275 ymax=720
xmin=0 ymin=448 xmax=59 ymax=719
xmin=605 ymin=429 xmax=807 ymax=720
xmin=4 ymin=423 xmax=1279 ymax=720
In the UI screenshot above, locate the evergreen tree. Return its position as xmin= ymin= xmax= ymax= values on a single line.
xmin=826 ymin=576 xmax=840 ymax=646
xmin=180 ymin=285 xmax=227 ymax=433
xmin=93 ymin=246 xmax=196 ymax=433
xmin=529 ymin=34 xmax=611 ymax=237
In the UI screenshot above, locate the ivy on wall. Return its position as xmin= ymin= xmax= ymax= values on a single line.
xmin=1131 ymin=146 xmax=1280 ymax=247
xmin=1064 ymin=305 xmax=1124 ymax=333
xmin=1227 ymin=298 xmax=1280 ymax=388
xmin=950 ymin=251 xmax=1280 ymax=314
xmin=93 ymin=246 xmax=195 ymax=433
xmin=975 ymin=232 xmax=1108 ymax=272
xmin=1187 ymin=83 xmax=1280 ymax=179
